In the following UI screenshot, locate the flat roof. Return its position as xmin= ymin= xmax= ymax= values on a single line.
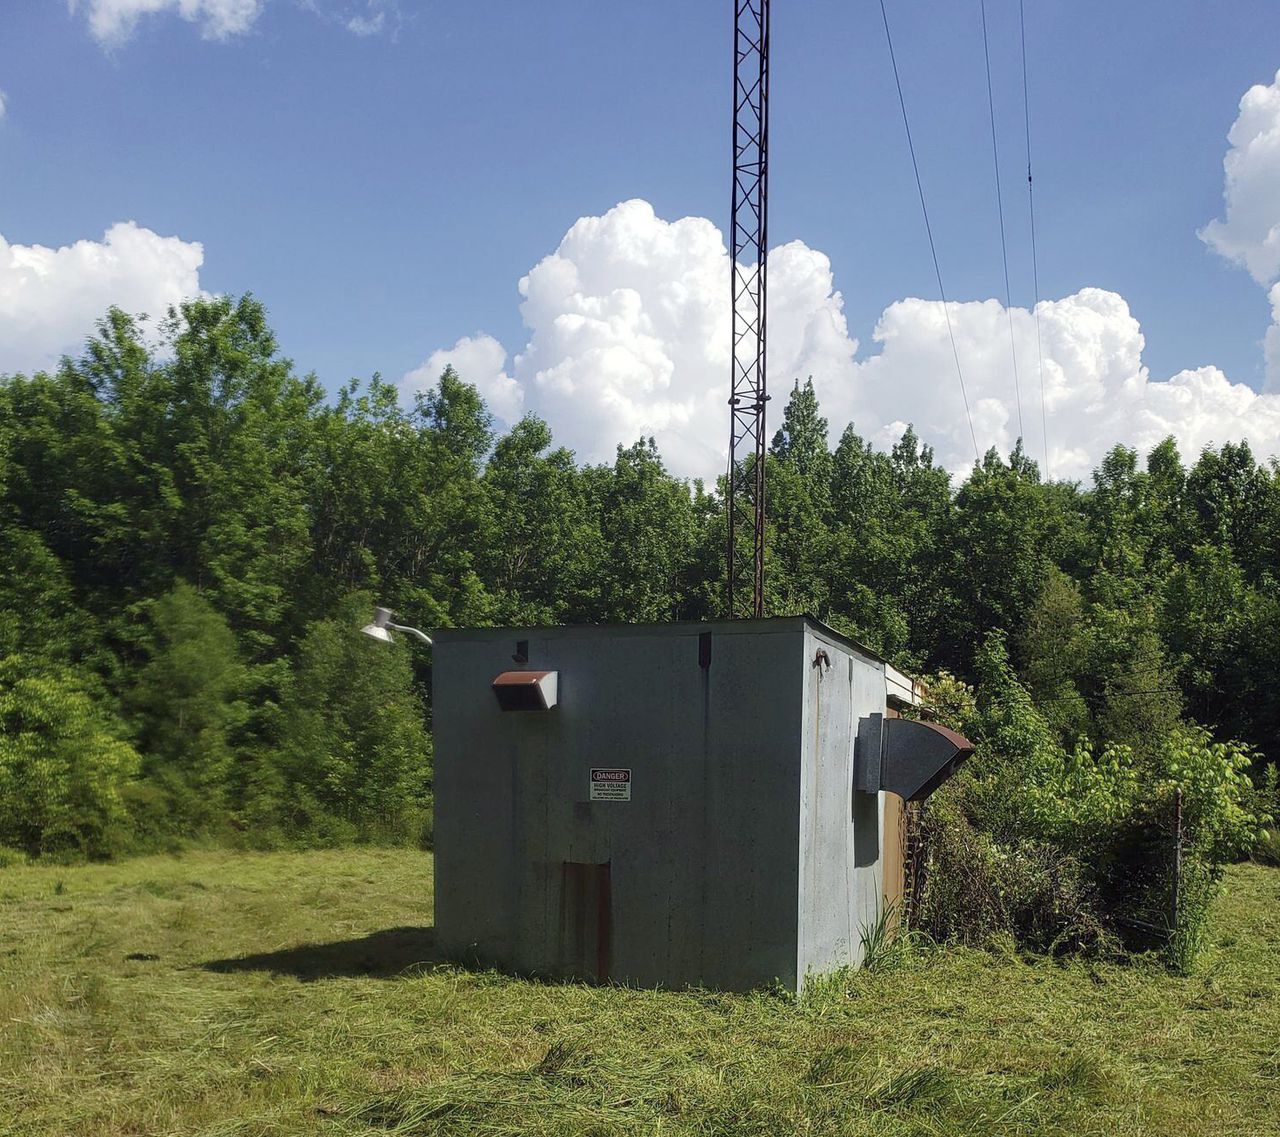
xmin=433 ymin=616 xmax=922 ymax=707
xmin=433 ymin=613 xmax=888 ymax=665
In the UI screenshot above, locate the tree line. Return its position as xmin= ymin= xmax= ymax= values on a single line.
xmin=0 ymin=296 xmax=1275 ymax=892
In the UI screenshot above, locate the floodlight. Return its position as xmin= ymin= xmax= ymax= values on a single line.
xmin=360 ymin=606 xmax=433 ymax=647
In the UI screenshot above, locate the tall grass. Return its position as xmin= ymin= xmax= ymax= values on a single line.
xmin=2 ymin=849 xmax=1278 ymax=1136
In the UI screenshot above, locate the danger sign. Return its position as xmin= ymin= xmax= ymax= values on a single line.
xmin=589 ymin=768 xmax=631 ymax=801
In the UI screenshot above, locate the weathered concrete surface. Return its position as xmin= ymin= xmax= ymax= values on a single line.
xmin=798 ymin=623 xmax=889 ymax=983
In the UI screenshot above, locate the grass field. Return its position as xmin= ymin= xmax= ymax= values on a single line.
xmin=2 ymin=849 xmax=1278 ymax=1137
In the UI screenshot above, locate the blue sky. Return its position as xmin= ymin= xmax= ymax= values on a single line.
xmin=3 ymin=1 xmax=1280 ymax=479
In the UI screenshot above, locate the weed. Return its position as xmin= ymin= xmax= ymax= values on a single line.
xmin=857 ymin=902 xmax=907 ymax=973
xmin=805 ymin=1042 xmax=876 ymax=1090
xmin=866 ymin=1065 xmax=954 ymax=1111
xmin=1039 ymin=1051 xmax=1113 ymax=1098
xmin=1167 ymin=859 xmax=1219 ymax=975
xmin=1254 ymin=828 xmax=1280 ymax=867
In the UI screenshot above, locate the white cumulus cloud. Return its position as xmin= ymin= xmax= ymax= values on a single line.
xmin=1200 ymin=70 xmax=1280 ymax=401
xmin=1267 ymin=282 xmax=1280 ymax=393
xmin=857 ymin=289 xmax=1280 ymax=479
xmin=0 ymin=222 xmax=205 ymax=376
xmin=406 ymin=199 xmax=1280 ymax=483
xmin=74 ymin=0 xmax=265 ymax=44
xmin=405 ymin=200 xmax=855 ymax=479
xmin=404 ymin=333 xmax=522 ymax=423
xmin=1200 ymin=69 xmax=1280 ymax=285
xmin=0 ymin=89 xmax=7 ymax=120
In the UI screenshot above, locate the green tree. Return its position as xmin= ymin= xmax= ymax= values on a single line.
xmin=824 ymin=425 xmax=910 ymax=656
xmin=765 ymin=381 xmax=835 ymax=617
xmin=1161 ymin=544 xmax=1249 ymax=730
xmin=1184 ymin=441 xmax=1277 ymax=580
xmin=0 ymin=526 xmax=89 ymax=665
xmin=481 ymin=415 xmax=600 ymax=623
xmin=764 ymin=455 xmax=832 ymax=620
xmin=770 ymin=378 xmax=833 ymax=498
xmin=274 ymin=596 xmax=431 ymax=841
xmin=2 ymin=301 xmax=323 ymax=662
xmin=932 ymin=443 xmax=1062 ymax=671
xmin=1017 ymin=567 xmax=1091 ymax=741
xmin=1084 ymin=603 xmax=1182 ymax=755
xmin=590 ymin=439 xmax=697 ymax=622
xmin=158 ymin=297 xmax=321 ymax=657
xmin=305 ymin=368 xmax=495 ymax=633
xmin=128 ymin=582 xmax=245 ymax=823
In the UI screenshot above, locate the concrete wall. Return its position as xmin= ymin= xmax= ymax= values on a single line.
xmin=797 ymin=625 xmax=888 ymax=986
xmin=433 ymin=619 xmax=813 ymax=991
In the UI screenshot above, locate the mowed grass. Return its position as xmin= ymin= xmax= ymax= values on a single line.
xmin=2 ymin=850 xmax=1278 ymax=1137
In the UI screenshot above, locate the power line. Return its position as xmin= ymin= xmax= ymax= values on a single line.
xmin=1019 ymin=0 xmax=1050 ymax=479
xmin=979 ymin=0 xmax=1024 ymax=443
xmin=1102 ymin=688 xmax=1185 ymax=700
xmin=1030 ymin=664 xmax=1179 ymax=688
xmin=879 ymin=0 xmax=980 ymax=464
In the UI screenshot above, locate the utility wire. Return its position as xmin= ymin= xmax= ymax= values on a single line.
xmin=879 ymin=0 xmax=981 ymax=463
xmin=1020 ymin=0 xmax=1051 ymax=479
xmin=979 ymin=0 xmax=1024 ymax=442
xmin=1101 ymin=688 xmax=1185 ymax=699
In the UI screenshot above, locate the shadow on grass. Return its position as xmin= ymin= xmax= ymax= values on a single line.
xmin=202 ymin=926 xmax=444 ymax=981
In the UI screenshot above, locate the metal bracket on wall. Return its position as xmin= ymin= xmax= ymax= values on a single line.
xmin=854 ymin=712 xmax=884 ymax=794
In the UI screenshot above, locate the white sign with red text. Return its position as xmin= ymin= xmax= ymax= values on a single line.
xmin=589 ymin=768 xmax=631 ymax=801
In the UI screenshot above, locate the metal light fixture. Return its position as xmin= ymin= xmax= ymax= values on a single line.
xmin=360 ymin=606 xmax=433 ymax=646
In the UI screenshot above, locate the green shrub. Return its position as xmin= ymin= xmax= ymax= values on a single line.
xmin=914 ymin=795 xmax=1111 ymax=954
xmin=117 ymin=779 xmax=195 ymax=854
xmin=1255 ymin=829 xmax=1280 ymax=866
xmin=916 ymin=635 xmax=1262 ymax=969
xmin=1156 ymin=725 xmax=1260 ymax=864
xmin=1247 ymin=765 xmax=1278 ymax=863
xmin=0 ymin=655 xmax=141 ymax=858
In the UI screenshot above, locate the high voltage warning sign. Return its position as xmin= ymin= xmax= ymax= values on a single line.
xmin=590 ymin=768 xmax=631 ymax=801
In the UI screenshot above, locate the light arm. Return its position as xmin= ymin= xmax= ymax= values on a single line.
xmin=389 ymin=622 xmax=433 ymax=646
xmin=361 ymin=606 xmax=433 ymax=648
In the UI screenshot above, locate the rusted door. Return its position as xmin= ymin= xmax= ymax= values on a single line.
xmin=559 ymin=861 xmax=612 ymax=982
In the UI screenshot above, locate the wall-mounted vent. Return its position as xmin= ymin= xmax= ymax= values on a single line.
xmin=491 ymin=670 xmax=559 ymax=712
xmin=855 ymin=713 xmax=973 ymax=802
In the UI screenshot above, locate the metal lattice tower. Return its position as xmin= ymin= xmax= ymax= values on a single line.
xmin=726 ymin=0 xmax=770 ymax=619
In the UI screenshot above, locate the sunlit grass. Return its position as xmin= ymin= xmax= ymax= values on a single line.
xmin=2 ymin=849 xmax=1277 ymax=1135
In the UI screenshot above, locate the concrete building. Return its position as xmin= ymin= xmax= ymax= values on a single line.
xmin=432 ymin=616 xmax=969 ymax=992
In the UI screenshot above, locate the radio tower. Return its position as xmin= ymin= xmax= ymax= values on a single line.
xmin=726 ymin=0 xmax=771 ymax=619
